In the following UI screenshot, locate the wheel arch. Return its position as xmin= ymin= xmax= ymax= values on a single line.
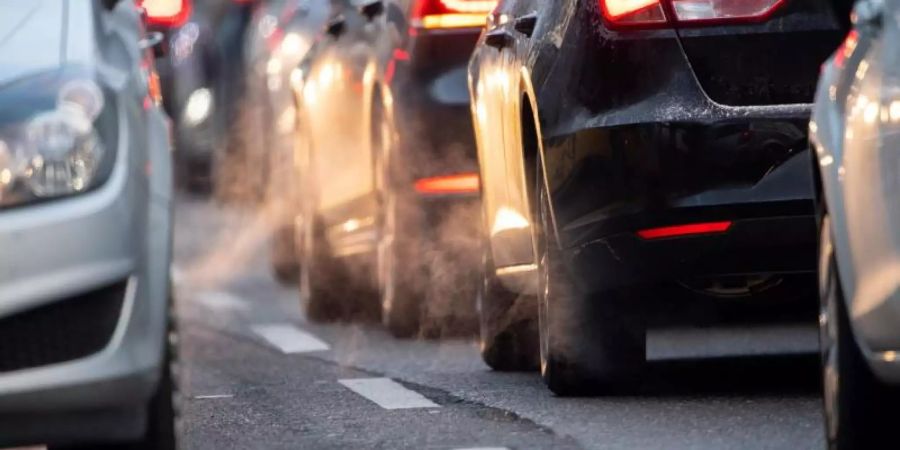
xmin=519 ymin=68 xmax=560 ymax=250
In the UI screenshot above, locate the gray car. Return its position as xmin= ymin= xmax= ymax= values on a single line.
xmin=811 ymin=0 xmax=900 ymax=447
xmin=0 ymin=0 xmax=176 ymax=448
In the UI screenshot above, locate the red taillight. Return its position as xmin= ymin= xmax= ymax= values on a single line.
xmin=140 ymin=0 xmax=192 ymax=28
xmin=600 ymin=0 xmax=786 ymax=28
xmin=414 ymin=173 xmax=481 ymax=195
xmin=637 ymin=221 xmax=732 ymax=240
xmin=411 ymin=0 xmax=498 ymax=30
xmin=601 ymin=0 xmax=666 ymax=26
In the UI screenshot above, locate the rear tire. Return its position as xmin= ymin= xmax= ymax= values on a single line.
xmin=378 ymin=190 xmax=425 ymax=338
xmin=536 ymin=165 xmax=645 ymax=396
xmin=372 ymin=96 xmax=426 ymax=338
xmin=138 ymin=296 xmax=180 ymax=450
xmin=819 ymin=215 xmax=900 ymax=449
xmin=54 ymin=294 xmax=181 ymax=450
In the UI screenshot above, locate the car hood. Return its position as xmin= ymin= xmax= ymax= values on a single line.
xmin=0 ymin=1 xmax=66 ymax=88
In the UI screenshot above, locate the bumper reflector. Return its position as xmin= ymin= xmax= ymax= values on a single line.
xmin=414 ymin=173 xmax=480 ymax=195
xmin=637 ymin=221 xmax=732 ymax=240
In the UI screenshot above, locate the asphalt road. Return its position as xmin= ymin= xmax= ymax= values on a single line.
xmin=173 ymin=195 xmax=826 ymax=450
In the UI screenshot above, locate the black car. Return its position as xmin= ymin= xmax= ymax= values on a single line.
xmin=468 ymin=0 xmax=852 ymax=393
xmin=292 ymin=0 xmax=496 ymax=336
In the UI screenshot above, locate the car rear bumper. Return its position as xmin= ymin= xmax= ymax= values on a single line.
xmin=567 ymin=205 xmax=817 ymax=294
xmin=0 ymin=139 xmax=171 ymax=445
xmin=550 ymin=121 xmax=818 ymax=293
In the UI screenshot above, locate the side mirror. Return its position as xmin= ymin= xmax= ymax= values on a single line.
xmin=360 ymin=1 xmax=385 ymax=21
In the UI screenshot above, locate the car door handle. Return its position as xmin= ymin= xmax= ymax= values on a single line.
xmin=485 ymin=29 xmax=515 ymax=49
xmin=514 ymin=13 xmax=538 ymax=37
xmin=326 ymin=16 xmax=347 ymax=38
xmin=360 ymin=0 xmax=385 ymax=21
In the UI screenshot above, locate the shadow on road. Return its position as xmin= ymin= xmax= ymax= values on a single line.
xmin=639 ymin=354 xmax=820 ymax=397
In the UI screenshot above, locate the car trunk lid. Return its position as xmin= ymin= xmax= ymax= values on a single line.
xmin=673 ymin=0 xmax=853 ymax=106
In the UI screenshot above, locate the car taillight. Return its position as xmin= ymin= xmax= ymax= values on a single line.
xmin=140 ymin=0 xmax=192 ymax=28
xmin=414 ymin=173 xmax=480 ymax=195
xmin=411 ymin=0 xmax=498 ymax=30
xmin=600 ymin=0 xmax=786 ymax=28
xmin=601 ymin=0 xmax=667 ymax=26
xmin=637 ymin=221 xmax=732 ymax=240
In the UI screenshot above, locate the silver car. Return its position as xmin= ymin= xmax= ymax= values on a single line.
xmin=811 ymin=0 xmax=900 ymax=447
xmin=0 ymin=0 xmax=176 ymax=448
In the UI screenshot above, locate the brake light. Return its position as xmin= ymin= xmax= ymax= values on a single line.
xmin=412 ymin=0 xmax=498 ymax=30
xmin=414 ymin=173 xmax=481 ymax=195
xmin=140 ymin=0 xmax=192 ymax=28
xmin=637 ymin=221 xmax=732 ymax=240
xmin=601 ymin=0 xmax=666 ymax=26
xmin=600 ymin=0 xmax=786 ymax=28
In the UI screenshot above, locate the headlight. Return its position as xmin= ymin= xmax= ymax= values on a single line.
xmin=0 ymin=68 xmax=117 ymax=208
xmin=183 ymin=87 xmax=213 ymax=127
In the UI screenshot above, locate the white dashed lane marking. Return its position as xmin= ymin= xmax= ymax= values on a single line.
xmin=252 ymin=324 xmax=331 ymax=354
xmin=193 ymin=394 xmax=234 ymax=400
xmin=338 ymin=378 xmax=439 ymax=410
xmin=454 ymin=448 xmax=510 ymax=450
xmin=193 ymin=291 xmax=250 ymax=312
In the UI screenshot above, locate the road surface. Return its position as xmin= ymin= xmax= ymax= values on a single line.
xmin=173 ymin=195 xmax=825 ymax=450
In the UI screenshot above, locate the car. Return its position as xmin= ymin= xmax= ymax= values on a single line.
xmin=146 ymin=0 xmax=256 ymax=191
xmin=0 ymin=0 xmax=177 ymax=448
xmin=291 ymin=0 xmax=496 ymax=336
xmin=468 ymin=0 xmax=852 ymax=390
xmin=811 ymin=0 xmax=900 ymax=446
xmin=145 ymin=0 xmax=222 ymax=190
xmin=239 ymin=0 xmax=331 ymax=283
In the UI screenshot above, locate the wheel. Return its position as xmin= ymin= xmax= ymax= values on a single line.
xmin=136 ymin=294 xmax=181 ymax=450
xmin=270 ymin=223 xmax=299 ymax=285
xmin=536 ymin=163 xmax=645 ymax=396
xmin=373 ymin=95 xmax=425 ymax=338
xmin=52 ymin=294 xmax=181 ymax=450
xmin=377 ymin=189 xmax=425 ymax=337
xmin=478 ymin=242 xmax=539 ymax=371
xmin=299 ymin=215 xmax=350 ymax=323
xmin=819 ymin=215 xmax=900 ymax=449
